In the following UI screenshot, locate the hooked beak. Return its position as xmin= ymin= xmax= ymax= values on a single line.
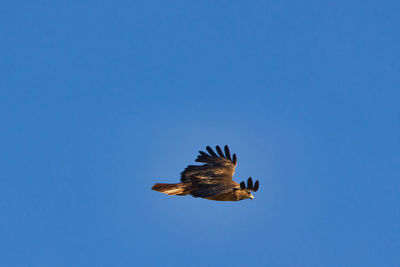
xmin=249 ymin=194 xmax=254 ymax=200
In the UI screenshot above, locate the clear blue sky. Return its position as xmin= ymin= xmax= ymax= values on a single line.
xmin=1 ymin=1 xmax=399 ymax=266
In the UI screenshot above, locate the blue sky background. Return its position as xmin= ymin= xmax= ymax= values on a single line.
xmin=1 ymin=1 xmax=399 ymax=266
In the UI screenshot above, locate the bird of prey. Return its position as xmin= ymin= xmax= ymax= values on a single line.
xmin=152 ymin=145 xmax=259 ymax=201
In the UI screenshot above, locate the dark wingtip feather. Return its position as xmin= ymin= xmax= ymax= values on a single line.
xmin=195 ymin=151 xmax=211 ymax=162
xmin=232 ymin=153 xmax=237 ymax=165
xmin=199 ymin=151 xmax=209 ymax=157
xmin=247 ymin=177 xmax=253 ymax=190
xmin=224 ymin=145 xmax=231 ymax=160
xmin=206 ymin=146 xmax=218 ymax=157
xmin=199 ymin=151 xmax=208 ymax=156
xmin=254 ymin=180 xmax=259 ymax=192
xmin=240 ymin=181 xmax=246 ymax=190
xmin=215 ymin=145 xmax=225 ymax=158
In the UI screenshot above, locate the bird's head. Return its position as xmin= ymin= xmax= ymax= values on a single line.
xmin=237 ymin=177 xmax=259 ymax=200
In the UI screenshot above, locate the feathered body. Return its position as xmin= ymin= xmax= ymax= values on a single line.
xmin=152 ymin=145 xmax=259 ymax=201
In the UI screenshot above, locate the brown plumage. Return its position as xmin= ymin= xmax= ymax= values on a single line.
xmin=152 ymin=145 xmax=259 ymax=201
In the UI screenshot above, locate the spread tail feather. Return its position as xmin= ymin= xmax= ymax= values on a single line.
xmin=151 ymin=183 xmax=190 ymax=196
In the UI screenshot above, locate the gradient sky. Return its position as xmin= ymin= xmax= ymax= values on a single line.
xmin=1 ymin=1 xmax=399 ymax=266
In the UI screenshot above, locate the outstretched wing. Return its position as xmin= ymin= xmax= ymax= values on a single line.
xmin=181 ymin=145 xmax=237 ymax=183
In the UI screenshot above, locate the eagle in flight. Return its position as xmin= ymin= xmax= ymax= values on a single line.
xmin=152 ymin=145 xmax=259 ymax=201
